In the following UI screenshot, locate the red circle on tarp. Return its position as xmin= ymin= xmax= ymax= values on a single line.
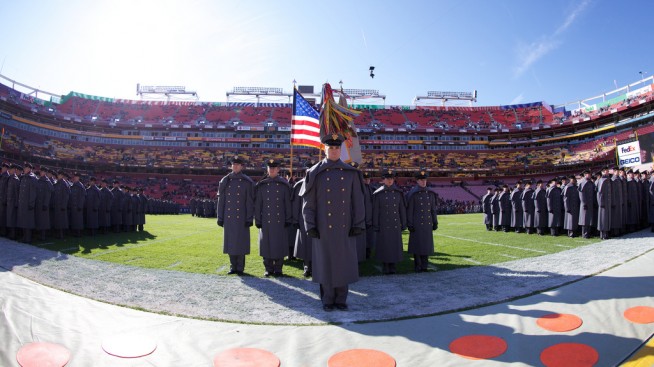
xmin=624 ymin=306 xmax=654 ymax=324
xmin=328 ymin=349 xmax=396 ymax=367
xmin=540 ymin=343 xmax=599 ymax=367
xmin=16 ymin=342 xmax=71 ymax=367
xmin=537 ymin=313 xmax=583 ymax=332
xmin=101 ymin=334 xmax=157 ymax=358
xmin=213 ymin=348 xmax=280 ymax=367
xmin=449 ymin=335 xmax=508 ymax=360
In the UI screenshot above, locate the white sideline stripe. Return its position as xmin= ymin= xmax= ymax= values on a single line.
xmin=167 ymin=261 xmax=182 ymax=269
xmin=216 ymin=265 xmax=228 ymax=273
xmin=553 ymin=244 xmax=573 ymax=248
xmin=499 ymin=254 xmax=519 ymax=259
xmin=464 ymin=258 xmax=483 ymax=265
xmin=436 ymin=234 xmax=548 ymax=254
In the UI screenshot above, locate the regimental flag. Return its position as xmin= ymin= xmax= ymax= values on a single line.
xmin=338 ymin=90 xmax=363 ymax=164
xmin=291 ymin=89 xmax=322 ymax=149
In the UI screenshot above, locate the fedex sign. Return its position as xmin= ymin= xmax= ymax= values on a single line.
xmin=616 ymin=140 xmax=641 ymax=167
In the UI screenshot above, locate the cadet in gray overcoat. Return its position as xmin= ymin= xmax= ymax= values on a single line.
xmin=577 ymin=170 xmax=595 ymax=238
xmin=362 ymin=172 xmax=376 ymax=258
xmin=110 ymin=180 xmax=123 ymax=232
xmin=137 ymin=188 xmax=147 ymax=231
xmin=596 ymin=167 xmax=612 ymax=239
xmin=85 ymin=177 xmax=100 ymax=234
xmin=53 ymin=171 xmax=70 ymax=238
xmin=498 ymin=185 xmax=511 ymax=231
xmin=300 ymin=135 xmax=365 ymax=311
xmin=610 ymin=168 xmax=623 ymax=236
xmin=406 ymin=170 xmax=438 ymax=273
xmin=533 ymin=180 xmax=548 ymax=235
xmin=625 ymin=170 xmax=639 ymax=232
xmin=292 ymin=177 xmax=312 ymax=277
xmin=99 ymin=179 xmax=114 ymax=232
xmin=121 ymin=186 xmax=134 ymax=231
xmin=6 ymin=164 xmax=20 ymax=240
xmin=35 ymin=168 xmax=54 ymax=240
xmin=491 ymin=188 xmax=501 ymax=231
xmin=68 ymin=173 xmax=86 ymax=236
xmin=510 ymin=181 xmax=524 ymax=233
xmin=254 ymin=159 xmax=292 ymax=277
xmin=0 ymin=163 xmax=10 ymax=236
xmin=547 ymin=179 xmax=563 ymax=236
xmin=217 ymin=156 xmax=255 ymax=275
xmin=17 ymin=163 xmax=38 ymax=243
xmin=563 ymin=176 xmax=580 ymax=237
xmin=373 ymin=169 xmax=407 ymax=275
xmin=130 ymin=189 xmax=140 ymax=231
xmin=481 ymin=187 xmax=493 ymax=231
xmin=521 ymin=181 xmax=535 ymax=234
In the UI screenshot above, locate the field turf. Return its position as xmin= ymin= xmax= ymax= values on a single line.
xmin=35 ymin=213 xmax=600 ymax=278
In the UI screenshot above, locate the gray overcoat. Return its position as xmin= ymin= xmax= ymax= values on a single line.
xmin=498 ymin=191 xmax=511 ymax=226
xmin=217 ymin=172 xmax=255 ymax=256
xmin=0 ymin=171 xmax=9 ymax=227
xmin=547 ymin=186 xmax=563 ymax=228
xmin=85 ymin=185 xmax=100 ymax=229
xmin=610 ymin=175 xmax=623 ymax=230
xmin=17 ymin=172 xmax=38 ymax=230
xmin=577 ymin=178 xmax=595 ymax=226
xmin=625 ymin=178 xmax=639 ymax=226
xmin=300 ymin=158 xmax=365 ymax=288
xmin=563 ymin=183 xmax=580 ymax=231
xmin=521 ymin=188 xmax=535 ymax=228
xmin=481 ymin=192 xmax=493 ymax=225
xmin=510 ymin=188 xmax=524 ymax=228
xmin=491 ymin=193 xmax=500 ymax=227
xmin=68 ymin=181 xmax=86 ymax=230
xmin=99 ymin=187 xmax=114 ymax=227
xmin=53 ymin=179 xmax=70 ymax=230
xmin=35 ymin=176 xmax=53 ymax=231
xmin=596 ymin=175 xmax=612 ymax=231
xmin=255 ymin=176 xmax=291 ymax=259
xmin=5 ymin=174 xmax=19 ymax=228
xmin=373 ymin=184 xmax=407 ymax=263
xmin=533 ymin=187 xmax=548 ymax=229
xmin=406 ymin=186 xmax=437 ymax=256
xmin=110 ymin=187 xmax=124 ymax=226
xmin=292 ymin=179 xmax=311 ymax=260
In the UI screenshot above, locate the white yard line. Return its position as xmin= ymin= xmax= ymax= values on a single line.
xmin=463 ymin=258 xmax=483 ymax=265
xmin=552 ymin=244 xmax=574 ymax=248
xmin=499 ymin=254 xmax=519 ymax=259
xmin=215 ymin=265 xmax=228 ymax=273
xmin=436 ymin=234 xmax=548 ymax=254
xmin=167 ymin=261 xmax=182 ymax=269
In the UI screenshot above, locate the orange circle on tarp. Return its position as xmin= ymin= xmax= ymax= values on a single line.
xmin=16 ymin=342 xmax=71 ymax=367
xmin=213 ymin=348 xmax=280 ymax=367
xmin=328 ymin=349 xmax=396 ymax=367
xmin=624 ymin=306 xmax=654 ymax=324
xmin=449 ymin=335 xmax=508 ymax=360
xmin=537 ymin=313 xmax=583 ymax=332
xmin=540 ymin=343 xmax=599 ymax=367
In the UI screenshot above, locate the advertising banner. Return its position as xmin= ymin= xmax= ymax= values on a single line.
xmin=617 ymin=139 xmax=642 ymax=167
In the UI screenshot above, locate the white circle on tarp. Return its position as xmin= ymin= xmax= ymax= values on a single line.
xmin=16 ymin=342 xmax=71 ymax=367
xmin=101 ymin=334 xmax=157 ymax=358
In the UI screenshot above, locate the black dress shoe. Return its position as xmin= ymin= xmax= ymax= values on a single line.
xmin=323 ymin=304 xmax=334 ymax=312
xmin=264 ymin=271 xmax=271 ymax=277
xmin=303 ymin=270 xmax=312 ymax=278
xmin=227 ymin=270 xmax=238 ymax=275
xmin=237 ymin=271 xmax=244 ymax=276
xmin=335 ymin=303 xmax=348 ymax=311
xmin=273 ymin=272 xmax=283 ymax=277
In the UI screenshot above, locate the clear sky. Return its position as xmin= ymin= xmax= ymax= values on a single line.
xmin=0 ymin=0 xmax=652 ymax=108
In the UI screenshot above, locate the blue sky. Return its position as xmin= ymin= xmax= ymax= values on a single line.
xmin=0 ymin=0 xmax=652 ymax=108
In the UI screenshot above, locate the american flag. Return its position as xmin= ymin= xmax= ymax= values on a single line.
xmin=291 ymin=89 xmax=322 ymax=149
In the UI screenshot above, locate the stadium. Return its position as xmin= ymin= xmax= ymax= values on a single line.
xmin=1 ymin=1 xmax=654 ymax=365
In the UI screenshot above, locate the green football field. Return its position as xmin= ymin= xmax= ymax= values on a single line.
xmin=36 ymin=213 xmax=600 ymax=278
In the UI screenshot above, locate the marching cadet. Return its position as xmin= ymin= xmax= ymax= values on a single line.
xmin=292 ymin=173 xmax=312 ymax=277
xmin=577 ymin=170 xmax=595 ymax=239
xmin=69 ymin=172 xmax=86 ymax=237
xmin=35 ymin=167 xmax=54 ymax=241
xmin=362 ymin=171 xmax=376 ymax=259
xmin=510 ymin=180 xmax=524 ymax=233
xmin=17 ymin=163 xmax=38 ymax=243
xmin=99 ymin=179 xmax=114 ymax=234
xmin=53 ymin=171 xmax=70 ymax=239
xmin=498 ymin=185 xmax=511 ymax=232
xmin=85 ymin=177 xmax=101 ymax=236
xmin=533 ymin=180 xmax=548 ymax=235
xmin=136 ymin=187 xmax=147 ymax=231
xmin=563 ymin=175 xmax=580 ymax=237
xmin=596 ymin=167 xmax=612 ymax=240
xmin=217 ymin=156 xmax=255 ymax=276
xmin=254 ymin=159 xmax=292 ymax=277
xmin=547 ymin=178 xmax=563 ymax=236
xmin=0 ymin=162 xmax=9 ymax=236
xmin=406 ymin=170 xmax=438 ymax=273
xmin=625 ymin=169 xmax=639 ymax=233
xmin=300 ymin=134 xmax=365 ymax=311
xmin=6 ymin=164 xmax=20 ymax=240
xmin=481 ymin=187 xmax=493 ymax=231
xmin=491 ymin=187 xmax=501 ymax=231
xmin=521 ymin=181 xmax=535 ymax=234
xmin=110 ymin=180 xmax=124 ymax=233
xmin=373 ymin=169 xmax=407 ymax=275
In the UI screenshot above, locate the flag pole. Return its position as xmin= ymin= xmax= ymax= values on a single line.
xmin=290 ymin=81 xmax=296 ymax=179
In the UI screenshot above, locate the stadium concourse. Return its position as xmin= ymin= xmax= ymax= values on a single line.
xmin=1 ymin=227 xmax=654 ymax=365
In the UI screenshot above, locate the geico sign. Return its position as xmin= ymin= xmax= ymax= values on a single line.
xmin=619 ymin=157 xmax=641 ymax=165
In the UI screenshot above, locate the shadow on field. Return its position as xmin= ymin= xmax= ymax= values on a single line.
xmin=38 ymin=230 xmax=157 ymax=254
xmin=0 ymin=237 xmax=68 ymax=271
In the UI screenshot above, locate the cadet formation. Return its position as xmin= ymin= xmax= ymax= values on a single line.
xmin=216 ymin=134 xmax=440 ymax=311
xmin=0 ymin=161 xmax=178 ymax=243
xmin=481 ymin=167 xmax=654 ymax=239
